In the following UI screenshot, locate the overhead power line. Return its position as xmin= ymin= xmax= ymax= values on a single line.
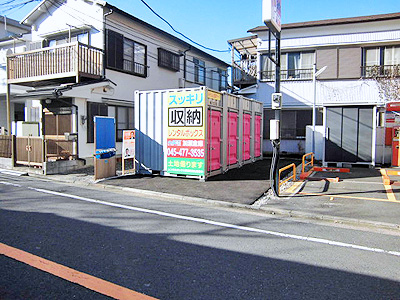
xmin=0 ymin=0 xmax=39 ymax=15
xmin=138 ymin=0 xmax=230 ymax=54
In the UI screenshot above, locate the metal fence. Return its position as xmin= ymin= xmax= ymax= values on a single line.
xmin=261 ymin=68 xmax=313 ymax=81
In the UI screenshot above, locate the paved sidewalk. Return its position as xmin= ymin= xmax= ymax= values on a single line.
xmin=266 ymin=167 xmax=400 ymax=230
xmin=103 ymin=158 xmax=296 ymax=205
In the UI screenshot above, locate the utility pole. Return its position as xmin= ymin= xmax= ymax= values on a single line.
xmin=271 ymin=32 xmax=281 ymax=197
xmin=6 ymin=83 xmax=11 ymax=135
xmin=263 ymin=0 xmax=282 ymax=196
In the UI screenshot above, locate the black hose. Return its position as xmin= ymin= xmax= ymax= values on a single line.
xmin=270 ymin=139 xmax=280 ymax=197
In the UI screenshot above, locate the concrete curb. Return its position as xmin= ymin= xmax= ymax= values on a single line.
xmin=18 ymin=171 xmax=400 ymax=232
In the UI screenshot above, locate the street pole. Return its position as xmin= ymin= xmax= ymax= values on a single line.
xmin=272 ymin=32 xmax=281 ymax=197
xmin=312 ymin=65 xmax=327 ymax=158
xmin=6 ymin=83 xmax=11 ymax=135
xmin=312 ymin=64 xmax=316 ymax=155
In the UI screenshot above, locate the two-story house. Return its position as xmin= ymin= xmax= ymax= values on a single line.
xmin=0 ymin=16 xmax=30 ymax=131
xmin=2 ymin=0 xmax=229 ymax=165
xmin=229 ymin=12 xmax=400 ymax=166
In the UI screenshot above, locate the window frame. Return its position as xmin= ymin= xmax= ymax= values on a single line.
xmin=46 ymin=30 xmax=90 ymax=48
xmin=260 ymin=51 xmax=315 ymax=81
xmin=106 ymin=29 xmax=148 ymax=78
xmin=362 ymin=46 xmax=400 ymax=77
xmin=218 ymin=68 xmax=227 ymax=90
xmin=108 ymin=105 xmax=134 ymax=142
xmin=194 ymin=58 xmax=206 ymax=84
xmin=158 ymin=48 xmax=180 ymax=72
xmin=87 ymin=102 xmax=108 ymax=144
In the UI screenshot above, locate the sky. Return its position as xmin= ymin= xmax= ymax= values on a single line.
xmin=1 ymin=0 xmax=399 ymax=63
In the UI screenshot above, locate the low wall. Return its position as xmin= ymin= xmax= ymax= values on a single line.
xmin=0 ymin=157 xmax=13 ymax=169
xmin=43 ymin=159 xmax=85 ymax=175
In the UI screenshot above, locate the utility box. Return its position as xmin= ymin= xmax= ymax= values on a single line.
xmin=392 ymin=126 xmax=400 ymax=167
xmin=135 ymin=87 xmax=263 ymax=180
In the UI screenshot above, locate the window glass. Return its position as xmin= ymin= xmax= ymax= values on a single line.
xmin=260 ymin=54 xmax=274 ymax=80
xmin=135 ymin=43 xmax=146 ymax=65
xmin=108 ymin=106 xmax=134 ymax=142
xmin=77 ymin=32 xmax=89 ymax=45
xmin=288 ymin=52 xmax=300 ymax=70
xmin=194 ymin=58 xmax=205 ymax=84
xmin=384 ymin=46 xmax=400 ymax=65
xmin=158 ymin=48 xmax=180 ymax=72
xmin=280 ymin=53 xmax=287 ymax=71
xmin=108 ymin=106 xmax=116 ymax=118
xmin=301 ymin=52 xmax=314 ymax=69
xmin=134 ymin=43 xmax=146 ymax=75
xmin=123 ymin=39 xmax=134 ymax=72
xmin=87 ymin=102 xmax=108 ymax=143
xmin=106 ymin=30 xmax=147 ymax=77
xmin=365 ymin=48 xmax=380 ymax=66
xmin=219 ymin=69 xmax=227 ymax=90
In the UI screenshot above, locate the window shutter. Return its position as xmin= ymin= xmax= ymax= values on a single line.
xmin=106 ymin=30 xmax=123 ymax=69
xmin=115 ymin=32 xmax=124 ymax=70
xmin=338 ymin=47 xmax=362 ymax=79
xmin=316 ymin=48 xmax=338 ymax=79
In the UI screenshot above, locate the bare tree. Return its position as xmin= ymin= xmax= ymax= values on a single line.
xmin=369 ymin=65 xmax=400 ymax=102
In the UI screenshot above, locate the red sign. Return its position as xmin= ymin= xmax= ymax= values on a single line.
xmin=167 ymin=139 xmax=205 ymax=159
xmin=386 ymin=102 xmax=400 ymax=111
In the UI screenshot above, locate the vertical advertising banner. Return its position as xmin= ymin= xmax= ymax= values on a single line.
xmin=262 ymin=0 xmax=281 ymax=33
xmin=123 ymin=130 xmax=135 ymax=159
xmin=167 ymin=90 xmax=206 ymax=176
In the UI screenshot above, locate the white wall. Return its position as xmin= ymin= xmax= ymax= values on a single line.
xmin=257 ymin=19 xmax=400 ymax=51
xmin=8 ymin=0 xmax=228 ymax=159
xmin=29 ymin=0 xmax=104 ymax=48
xmin=104 ymin=12 xmax=227 ymax=101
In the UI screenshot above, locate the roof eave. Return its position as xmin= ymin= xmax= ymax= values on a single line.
xmin=248 ymin=12 xmax=400 ymax=33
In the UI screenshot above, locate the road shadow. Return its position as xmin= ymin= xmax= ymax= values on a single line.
xmin=1 ymin=208 xmax=399 ymax=300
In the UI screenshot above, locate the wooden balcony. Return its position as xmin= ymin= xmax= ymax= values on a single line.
xmin=7 ymin=42 xmax=103 ymax=86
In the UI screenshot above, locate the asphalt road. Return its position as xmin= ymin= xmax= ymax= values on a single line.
xmin=1 ymin=174 xmax=400 ymax=299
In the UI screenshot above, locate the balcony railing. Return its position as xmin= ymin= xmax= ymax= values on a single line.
xmin=362 ymin=65 xmax=400 ymax=78
xmin=261 ymin=68 xmax=314 ymax=81
xmin=232 ymin=59 xmax=257 ymax=86
xmin=7 ymin=42 xmax=103 ymax=85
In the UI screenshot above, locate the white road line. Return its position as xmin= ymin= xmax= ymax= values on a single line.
xmin=0 ymin=181 xmax=22 ymax=187
xmin=4 ymin=184 xmax=399 ymax=258
xmin=0 ymin=169 xmax=28 ymax=176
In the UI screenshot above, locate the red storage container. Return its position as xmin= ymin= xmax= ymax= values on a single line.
xmin=243 ymin=113 xmax=251 ymax=161
xmin=208 ymin=109 xmax=222 ymax=171
xmin=227 ymin=111 xmax=238 ymax=165
xmin=255 ymin=115 xmax=262 ymax=157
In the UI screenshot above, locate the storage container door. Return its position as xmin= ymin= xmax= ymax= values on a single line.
xmin=208 ymin=110 xmax=222 ymax=171
xmin=243 ymin=113 xmax=251 ymax=161
xmin=227 ymin=111 xmax=238 ymax=165
xmin=254 ymin=115 xmax=261 ymax=157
